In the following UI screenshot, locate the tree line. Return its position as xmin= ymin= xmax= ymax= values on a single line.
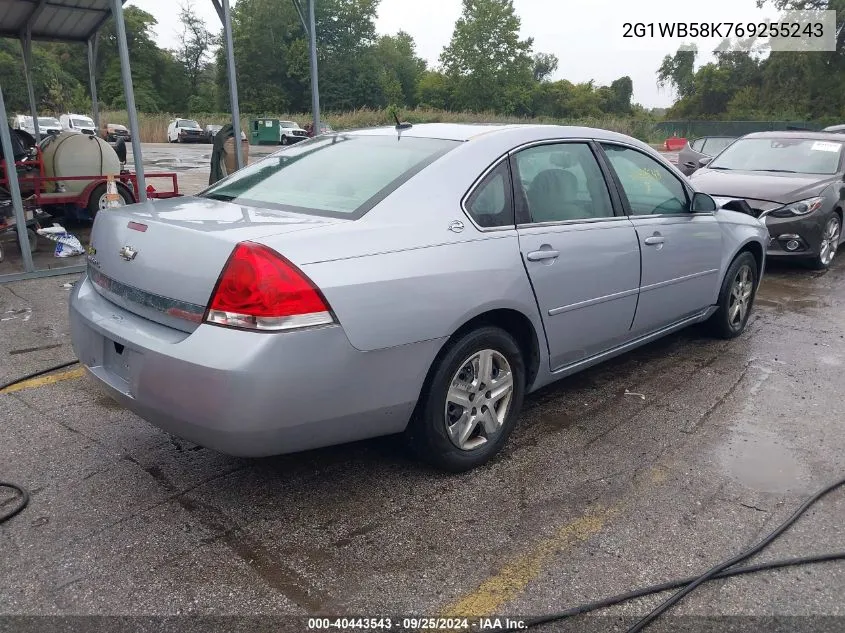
xmin=0 ymin=0 xmax=841 ymax=123
xmin=657 ymin=0 xmax=843 ymax=121
xmin=0 ymin=0 xmax=637 ymax=120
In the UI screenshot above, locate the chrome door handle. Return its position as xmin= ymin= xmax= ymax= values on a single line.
xmin=526 ymin=250 xmax=560 ymax=261
xmin=644 ymin=236 xmax=665 ymax=245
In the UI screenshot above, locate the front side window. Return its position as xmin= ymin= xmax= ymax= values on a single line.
xmin=465 ymin=161 xmax=513 ymax=228
xmin=201 ymin=134 xmax=460 ymax=219
xmin=600 ymin=144 xmax=689 ymax=216
xmin=691 ymin=138 xmax=706 ymax=152
xmin=513 ymin=142 xmax=614 ymax=223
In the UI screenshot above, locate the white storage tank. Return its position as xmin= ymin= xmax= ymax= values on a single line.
xmin=41 ymin=132 xmax=121 ymax=194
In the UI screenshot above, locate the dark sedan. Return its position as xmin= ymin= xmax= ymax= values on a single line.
xmin=690 ymin=131 xmax=845 ymax=269
xmin=677 ymin=136 xmax=736 ymax=175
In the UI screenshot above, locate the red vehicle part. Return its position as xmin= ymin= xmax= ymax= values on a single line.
xmin=663 ymin=136 xmax=688 ymax=151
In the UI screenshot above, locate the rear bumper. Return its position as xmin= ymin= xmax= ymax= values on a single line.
xmin=69 ymin=275 xmax=441 ymax=457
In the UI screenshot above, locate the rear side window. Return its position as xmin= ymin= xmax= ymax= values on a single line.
xmin=513 ymin=142 xmax=614 ymax=223
xmin=201 ymin=135 xmax=460 ymax=219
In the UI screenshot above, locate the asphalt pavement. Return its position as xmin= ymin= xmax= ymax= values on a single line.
xmin=0 ymin=144 xmax=842 ymax=633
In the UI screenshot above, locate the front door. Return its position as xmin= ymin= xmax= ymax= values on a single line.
xmin=513 ymin=141 xmax=641 ymax=370
xmin=598 ymin=143 xmax=723 ymax=336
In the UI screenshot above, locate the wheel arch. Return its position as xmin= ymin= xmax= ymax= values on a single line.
xmin=736 ymin=238 xmax=765 ymax=284
xmin=420 ymin=307 xmax=543 ymax=402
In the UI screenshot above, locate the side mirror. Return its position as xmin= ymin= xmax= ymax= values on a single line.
xmin=691 ymin=192 xmax=717 ymax=212
xmin=698 ymin=157 xmax=713 ymax=167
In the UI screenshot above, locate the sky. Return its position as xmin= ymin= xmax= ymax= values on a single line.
xmin=129 ymin=0 xmax=784 ymax=108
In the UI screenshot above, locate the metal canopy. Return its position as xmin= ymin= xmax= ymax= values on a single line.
xmin=0 ymin=0 xmax=125 ymax=42
xmin=1 ymin=0 xmax=321 ymax=283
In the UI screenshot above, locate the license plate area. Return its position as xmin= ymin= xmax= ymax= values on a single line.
xmin=103 ymin=338 xmax=135 ymax=385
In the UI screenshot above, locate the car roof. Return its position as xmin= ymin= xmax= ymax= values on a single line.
xmin=342 ymin=122 xmax=642 ymax=144
xmin=742 ymin=130 xmax=845 ymax=141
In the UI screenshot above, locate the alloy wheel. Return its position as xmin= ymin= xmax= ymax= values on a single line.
xmin=444 ymin=349 xmax=514 ymax=451
xmin=728 ymin=264 xmax=754 ymax=329
xmin=819 ymin=216 xmax=841 ymax=266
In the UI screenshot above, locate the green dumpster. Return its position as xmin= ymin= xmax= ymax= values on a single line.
xmin=249 ymin=117 xmax=280 ymax=145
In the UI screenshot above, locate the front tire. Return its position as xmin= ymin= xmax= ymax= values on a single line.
xmin=281 ymin=135 xmax=289 ymax=145
xmin=707 ymin=251 xmax=758 ymax=339
xmin=405 ymin=326 xmax=525 ymax=472
xmin=809 ymin=213 xmax=841 ymax=270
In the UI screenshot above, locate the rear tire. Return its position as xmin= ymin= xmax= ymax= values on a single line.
xmin=405 ymin=326 xmax=525 ymax=472
xmin=706 ymin=251 xmax=758 ymax=339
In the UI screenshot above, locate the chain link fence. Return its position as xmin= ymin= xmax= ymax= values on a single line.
xmin=654 ymin=120 xmax=826 ymax=138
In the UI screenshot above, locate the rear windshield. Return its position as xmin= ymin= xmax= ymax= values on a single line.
xmin=199 ymin=134 xmax=460 ymax=219
xmin=709 ymin=137 xmax=843 ymax=174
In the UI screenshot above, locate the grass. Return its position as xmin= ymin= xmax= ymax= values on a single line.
xmin=99 ymin=108 xmax=662 ymax=144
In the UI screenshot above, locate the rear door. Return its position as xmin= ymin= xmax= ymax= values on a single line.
xmin=598 ymin=142 xmax=722 ymax=336
xmin=512 ymin=141 xmax=641 ymax=370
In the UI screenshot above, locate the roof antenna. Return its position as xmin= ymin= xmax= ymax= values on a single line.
xmin=393 ymin=109 xmax=412 ymax=140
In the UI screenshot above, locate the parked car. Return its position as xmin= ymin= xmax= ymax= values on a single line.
xmin=167 ymin=118 xmax=204 ymax=143
xmin=204 ymin=124 xmax=223 ymax=143
xmin=11 ymin=114 xmax=62 ymax=136
xmin=102 ymin=123 xmax=131 ymax=143
xmin=279 ymin=120 xmax=309 ymax=145
xmin=59 ymin=113 xmax=96 ymax=135
xmin=677 ymin=136 xmax=736 ymax=175
xmin=690 ymin=131 xmax=845 ymax=269
xmin=823 ymin=124 xmax=845 ymax=133
xmin=70 ymin=123 xmax=767 ymax=472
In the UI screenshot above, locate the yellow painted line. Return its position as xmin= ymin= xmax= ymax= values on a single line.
xmin=441 ymin=506 xmax=617 ymax=618
xmin=1 ymin=366 xmax=86 ymax=394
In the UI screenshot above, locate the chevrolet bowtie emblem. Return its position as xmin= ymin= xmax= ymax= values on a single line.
xmin=119 ymin=245 xmax=138 ymax=261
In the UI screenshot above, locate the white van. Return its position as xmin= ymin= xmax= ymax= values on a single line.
xmin=10 ymin=114 xmax=62 ymax=136
xmin=59 ymin=113 xmax=96 ymax=135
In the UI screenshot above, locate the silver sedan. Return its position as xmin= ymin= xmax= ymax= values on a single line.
xmin=70 ymin=123 xmax=769 ymax=471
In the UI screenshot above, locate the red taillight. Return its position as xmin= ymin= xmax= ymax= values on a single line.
xmin=204 ymin=242 xmax=334 ymax=331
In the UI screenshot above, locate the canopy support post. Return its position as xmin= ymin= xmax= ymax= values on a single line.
xmin=0 ymin=85 xmax=35 ymax=272
xmin=221 ymin=0 xmax=243 ymax=169
xmin=110 ymin=0 xmax=147 ymax=200
xmin=20 ymin=31 xmax=40 ymax=142
xmin=308 ymin=0 xmax=320 ymax=135
xmin=88 ymin=36 xmax=100 ymax=131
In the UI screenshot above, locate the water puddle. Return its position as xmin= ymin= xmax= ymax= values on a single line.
xmin=717 ymin=365 xmax=810 ymax=493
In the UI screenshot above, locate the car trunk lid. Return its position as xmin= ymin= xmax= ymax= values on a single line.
xmin=87 ymin=196 xmax=343 ymax=332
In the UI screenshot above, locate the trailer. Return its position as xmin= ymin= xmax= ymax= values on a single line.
xmin=2 ymin=139 xmax=179 ymax=215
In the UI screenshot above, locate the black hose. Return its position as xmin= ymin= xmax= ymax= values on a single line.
xmin=0 ymin=359 xmax=79 ymax=392
xmin=514 ymin=552 xmax=845 ymax=630
xmin=504 ymin=475 xmax=845 ymax=632
xmin=0 ymin=481 xmax=30 ymax=524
